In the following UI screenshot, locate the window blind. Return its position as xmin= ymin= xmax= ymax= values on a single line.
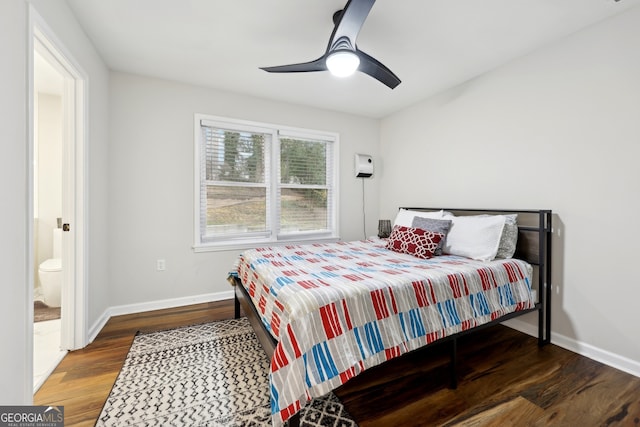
xmin=199 ymin=122 xmax=272 ymax=242
xmin=277 ymin=135 xmax=334 ymax=237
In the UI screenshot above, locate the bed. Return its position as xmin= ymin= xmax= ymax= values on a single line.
xmin=229 ymin=208 xmax=552 ymax=426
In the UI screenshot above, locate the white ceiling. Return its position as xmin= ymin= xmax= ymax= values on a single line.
xmin=65 ymin=0 xmax=639 ymax=118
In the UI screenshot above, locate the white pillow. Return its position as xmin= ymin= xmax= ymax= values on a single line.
xmin=443 ymin=214 xmax=506 ymax=261
xmin=393 ymin=209 xmax=444 ymax=227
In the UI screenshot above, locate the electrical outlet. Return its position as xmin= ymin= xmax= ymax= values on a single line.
xmin=156 ymin=259 xmax=166 ymax=271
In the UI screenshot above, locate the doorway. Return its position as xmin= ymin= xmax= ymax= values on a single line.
xmin=30 ymin=9 xmax=87 ymax=392
xmin=33 ymin=46 xmax=66 ymax=391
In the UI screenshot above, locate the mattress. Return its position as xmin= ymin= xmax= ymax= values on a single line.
xmin=235 ymin=239 xmax=534 ymax=425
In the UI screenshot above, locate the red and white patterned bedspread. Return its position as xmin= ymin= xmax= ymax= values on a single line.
xmin=235 ymin=239 xmax=534 ymax=426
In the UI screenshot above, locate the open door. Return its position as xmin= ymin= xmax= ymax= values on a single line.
xmin=30 ymin=8 xmax=88 ymax=359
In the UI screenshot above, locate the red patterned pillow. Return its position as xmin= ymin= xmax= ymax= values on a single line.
xmin=385 ymin=226 xmax=444 ymax=259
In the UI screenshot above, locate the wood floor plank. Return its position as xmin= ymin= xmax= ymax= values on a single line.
xmin=34 ymin=299 xmax=640 ymax=426
xmin=445 ymin=396 xmax=545 ymax=427
xmin=529 ymin=366 xmax=640 ymax=426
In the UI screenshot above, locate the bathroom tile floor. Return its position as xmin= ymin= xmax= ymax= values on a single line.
xmin=34 ymin=318 xmax=67 ymax=392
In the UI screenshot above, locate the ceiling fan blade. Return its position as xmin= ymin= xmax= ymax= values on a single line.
xmin=356 ymin=49 xmax=401 ymax=89
xmin=328 ymin=0 xmax=376 ymax=50
xmin=260 ymin=56 xmax=327 ymax=73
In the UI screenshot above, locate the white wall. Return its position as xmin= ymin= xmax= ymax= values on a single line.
xmin=0 ymin=0 xmax=30 ymax=405
xmin=108 ymin=72 xmax=380 ymax=307
xmin=379 ymin=7 xmax=640 ymax=374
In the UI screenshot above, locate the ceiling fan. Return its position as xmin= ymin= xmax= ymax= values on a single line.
xmin=260 ymin=0 xmax=401 ymax=89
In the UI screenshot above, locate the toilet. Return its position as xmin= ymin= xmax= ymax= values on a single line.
xmin=39 ymin=228 xmax=62 ymax=308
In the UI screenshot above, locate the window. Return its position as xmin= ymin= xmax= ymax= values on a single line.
xmin=194 ymin=115 xmax=339 ymax=250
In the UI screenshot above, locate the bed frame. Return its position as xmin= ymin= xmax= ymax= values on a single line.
xmin=231 ymin=208 xmax=552 ymax=426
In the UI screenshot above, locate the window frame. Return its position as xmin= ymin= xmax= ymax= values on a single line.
xmin=193 ymin=114 xmax=340 ymax=252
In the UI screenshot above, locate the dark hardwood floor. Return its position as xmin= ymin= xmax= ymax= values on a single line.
xmin=35 ymin=300 xmax=640 ymax=426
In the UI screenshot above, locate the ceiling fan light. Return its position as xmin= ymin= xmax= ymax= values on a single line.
xmin=326 ymin=50 xmax=360 ymax=77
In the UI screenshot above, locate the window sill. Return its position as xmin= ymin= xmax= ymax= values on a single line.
xmin=193 ymin=236 xmax=341 ymax=253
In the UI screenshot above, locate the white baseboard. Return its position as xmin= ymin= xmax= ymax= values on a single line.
xmin=88 ymin=309 xmax=111 ymax=344
xmin=88 ymin=290 xmax=234 ymax=344
xmin=503 ymin=318 xmax=640 ymax=379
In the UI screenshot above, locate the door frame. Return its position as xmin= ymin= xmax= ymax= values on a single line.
xmin=28 ymin=6 xmax=88 ymax=356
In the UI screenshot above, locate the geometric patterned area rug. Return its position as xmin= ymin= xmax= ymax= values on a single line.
xmin=96 ymin=317 xmax=358 ymax=426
